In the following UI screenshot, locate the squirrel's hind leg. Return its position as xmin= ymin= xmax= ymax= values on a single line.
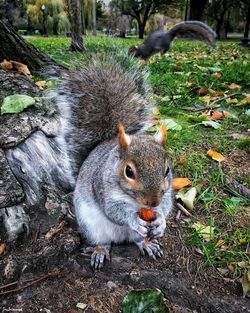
xmin=83 ymin=245 xmax=111 ymax=270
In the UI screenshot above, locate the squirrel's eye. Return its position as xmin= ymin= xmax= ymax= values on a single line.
xmin=125 ymin=165 xmax=135 ymax=180
xmin=165 ymin=166 xmax=170 ymax=177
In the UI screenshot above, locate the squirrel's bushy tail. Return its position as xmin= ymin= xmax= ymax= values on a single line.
xmin=55 ymin=57 xmax=151 ymax=175
xmin=169 ymin=21 xmax=216 ymax=47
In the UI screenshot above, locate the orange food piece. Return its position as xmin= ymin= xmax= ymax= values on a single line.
xmin=173 ymin=178 xmax=192 ymax=190
xmin=139 ymin=208 xmax=156 ymax=221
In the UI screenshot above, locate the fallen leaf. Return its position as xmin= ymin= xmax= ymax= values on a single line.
xmin=197 ymin=88 xmax=215 ymax=95
xmin=186 ymin=81 xmax=197 ymax=88
xmin=214 ymin=91 xmax=225 ymax=96
xmin=240 ymin=96 xmax=250 ymax=104
xmin=122 ymin=289 xmax=169 ymax=313
xmin=173 ymin=178 xmax=192 ymax=190
xmin=35 ymin=80 xmax=46 ymax=90
xmin=191 ymin=222 xmax=214 ymax=242
xmin=1 ymin=94 xmax=36 ymax=115
xmin=76 ymin=303 xmax=87 ymax=310
xmin=179 ymin=155 xmax=187 ymax=165
xmin=213 ymin=72 xmax=222 ymax=78
xmin=215 ymin=239 xmax=225 ymax=248
xmin=0 ymin=243 xmax=6 ymax=255
xmin=238 ymin=261 xmax=249 ymax=269
xmin=225 ymin=97 xmax=238 ymax=104
xmin=174 ymin=65 xmax=183 ymax=71
xmin=208 ymin=67 xmax=222 ymax=73
xmin=228 ymin=83 xmax=241 ymax=90
xmin=242 ymin=271 xmax=250 ymax=297
xmin=1 ymin=59 xmax=13 ymax=70
xmin=176 ymin=187 xmax=197 ymax=210
xmin=204 ymin=110 xmax=233 ymax=120
xmin=202 ymin=121 xmax=221 ymax=129
xmin=207 ymin=150 xmax=225 ymax=162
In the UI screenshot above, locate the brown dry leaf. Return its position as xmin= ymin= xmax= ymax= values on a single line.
xmin=213 ymin=72 xmax=222 ymax=78
xmin=0 ymin=243 xmax=7 ymax=255
xmin=1 ymin=59 xmax=13 ymax=70
xmin=179 ymin=155 xmax=187 ymax=165
xmin=240 ymin=96 xmax=250 ymax=104
xmin=198 ymin=88 xmax=215 ymax=95
xmin=36 ymin=80 xmax=46 ymax=90
xmin=228 ymin=83 xmax=241 ymax=90
xmin=173 ymin=178 xmax=192 ymax=190
xmin=207 ymin=149 xmax=225 ymax=162
xmin=186 ymin=81 xmax=197 ymax=88
xmin=12 ymin=61 xmax=32 ymax=79
xmin=226 ymin=97 xmax=238 ymax=104
xmin=204 ymin=110 xmax=233 ymax=120
xmin=174 ymin=65 xmax=183 ymax=71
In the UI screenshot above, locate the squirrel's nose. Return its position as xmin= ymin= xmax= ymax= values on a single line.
xmin=142 ymin=196 xmax=161 ymax=208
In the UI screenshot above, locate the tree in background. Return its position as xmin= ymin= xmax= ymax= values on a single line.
xmin=110 ymin=0 xmax=172 ymax=39
xmin=68 ymin=0 xmax=84 ymax=51
xmin=27 ymin=0 xmax=70 ymax=35
xmin=188 ymin=0 xmax=208 ymax=20
xmin=205 ymin=0 xmax=238 ymax=39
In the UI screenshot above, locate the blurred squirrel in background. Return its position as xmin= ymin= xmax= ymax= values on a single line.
xmin=129 ymin=21 xmax=216 ymax=59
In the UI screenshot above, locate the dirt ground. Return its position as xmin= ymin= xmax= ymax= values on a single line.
xmin=1 ymin=207 xmax=249 ymax=313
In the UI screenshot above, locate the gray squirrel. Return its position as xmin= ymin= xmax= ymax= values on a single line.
xmin=53 ymin=60 xmax=173 ymax=269
xmin=129 ymin=21 xmax=216 ymax=59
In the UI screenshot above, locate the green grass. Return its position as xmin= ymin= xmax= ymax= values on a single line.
xmin=28 ymin=36 xmax=250 ymax=277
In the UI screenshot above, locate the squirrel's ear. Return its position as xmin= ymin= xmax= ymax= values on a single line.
xmin=154 ymin=124 xmax=167 ymax=145
xmin=118 ymin=124 xmax=131 ymax=149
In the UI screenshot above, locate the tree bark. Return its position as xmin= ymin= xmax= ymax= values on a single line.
xmin=244 ymin=0 xmax=250 ymax=38
xmin=68 ymin=0 xmax=84 ymax=52
xmin=138 ymin=21 xmax=146 ymax=39
xmin=0 ymin=20 xmax=60 ymax=73
xmin=189 ymin=0 xmax=208 ymax=20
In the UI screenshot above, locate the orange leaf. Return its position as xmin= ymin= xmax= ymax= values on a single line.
xmin=198 ymin=88 xmax=215 ymax=95
xmin=0 ymin=243 xmax=6 ymax=255
xmin=214 ymin=91 xmax=225 ymax=96
xmin=139 ymin=208 xmax=156 ymax=221
xmin=213 ymin=72 xmax=222 ymax=78
xmin=173 ymin=178 xmax=192 ymax=190
xmin=1 ymin=59 xmax=13 ymax=70
xmin=205 ymin=110 xmax=232 ymax=120
xmin=35 ymin=80 xmax=46 ymax=90
xmin=207 ymin=150 xmax=225 ymax=162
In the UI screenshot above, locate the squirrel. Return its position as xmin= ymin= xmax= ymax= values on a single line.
xmin=53 ymin=60 xmax=173 ymax=269
xmin=128 ymin=20 xmax=216 ymax=59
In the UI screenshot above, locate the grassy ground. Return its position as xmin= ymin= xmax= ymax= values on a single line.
xmin=29 ymin=36 xmax=250 ymax=287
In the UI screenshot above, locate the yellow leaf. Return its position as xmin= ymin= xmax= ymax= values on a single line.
xmin=242 ymin=271 xmax=250 ymax=297
xmin=240 ymin=96 xmax=250 ymax=104
xmin=207 ymin=150 xmax=225 ymax=162
xmin=173 ymin=178 xmax=192 ymax=190
xmin=226 ymin=97 xmax=238 ymax=103
xmin=152 ymin=107 xmax=160 ymax=116
xmin=215 ymin=239 xmax=225 ymax=247
xmin=228 ymin=83 xmax=241 ymax=90
xmin=191 ymin=222 xmax=214 ymax=242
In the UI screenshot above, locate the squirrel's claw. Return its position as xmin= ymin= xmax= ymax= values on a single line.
xmin=89 ymin=245 xmax=111 ymax=270
xmin=135 ymin=238 xmax=163 ymax=260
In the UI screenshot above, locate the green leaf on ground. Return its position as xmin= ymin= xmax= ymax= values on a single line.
xmin=1 ymin=94 xmax=36 ymax=115
xmin=122 ymin=289 xmax=169 ymax=313
xmin=191 ymin=222 xmax=214 ymax=242
xmin=202 ymin=120 xmax=221 ymax=129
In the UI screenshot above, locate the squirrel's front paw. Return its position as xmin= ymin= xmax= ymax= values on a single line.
xmin=83 ymin=245 xmax=111 ymax=270
xmin=135 ymin=238 xmax=163 ymax=260
xmin=128 ymin=216 xmax=149 ymax=238
xmin=149 ymin=213 xmax=166 ymax=238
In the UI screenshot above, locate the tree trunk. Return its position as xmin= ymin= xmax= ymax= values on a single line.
xmin=216 ymin=18 xmax=223 ymax=39
xmin=244 ymin=0 xmax=250 ymax=38
xmin=219 ymin=11 xmax=229 ymax=39
xmin=138 ymin=21 xmax=145 ymax=39
xmin=189 ymin=0 xmax=208 ymax=20
xmin=0 ymin=19 xmax=60 ymax=73
xmin=68 ymin=0 xmax=84 ymax=52
xmin=92 ymin=0 xmax=97 ymax=36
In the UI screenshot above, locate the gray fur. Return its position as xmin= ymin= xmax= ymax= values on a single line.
xmin=131 ymin=20 xmax=216 ymax=59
